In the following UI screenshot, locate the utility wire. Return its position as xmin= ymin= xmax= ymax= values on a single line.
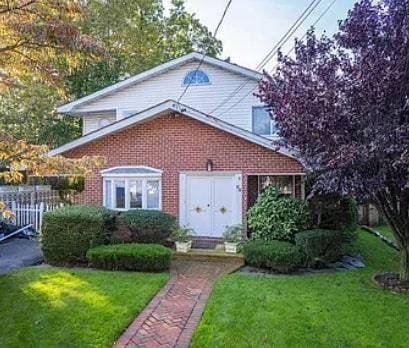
xmin=177 ymin=0 xmax=233 ymax=103
xmin=255 ymin=0 xmax=321 ymax=71
xmin=269 ymin=0 xmax=338 ymax=73
xmin=208 ymin=0 xmax=322 ymax=116
xmin=212 ymin=0 xmax=337 ymax=118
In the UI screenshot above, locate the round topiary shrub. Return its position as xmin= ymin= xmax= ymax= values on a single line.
xmin=243 ymin=240 xmax=303 ymax=273
xmin=247 ymin=186 xmax=311 ymax=241
xmin=86 ymin=243 xmax=172 ymax=272
xmin=118 ymin=210 xmax=176 ymax=244
xmin=41 ymin=205 xmax=116 ymax=264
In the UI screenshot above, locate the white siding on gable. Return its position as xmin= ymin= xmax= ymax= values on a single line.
xmin=75 ymin=62 xmax=262 ymax=132
xmin=82 ymin=111 xmax=116 ymax=134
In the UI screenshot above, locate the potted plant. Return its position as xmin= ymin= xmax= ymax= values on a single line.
xmin=223 ymin=224 xmax=244 ymax=253
xmin=171 ymin=225 xmax=195 ymax=253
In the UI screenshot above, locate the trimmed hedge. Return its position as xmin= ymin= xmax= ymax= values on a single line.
xmin=118 ymin=210 xmax=176 ymax=244
xmin=295 ymin=229 xmax=345 ymax=268
xmin=86 ymin=243 xmax=172 ymax=271
xmin=243 ymin=240 xmax=303 ymax=273
xmin=41 ymin=205 xmax=115 ymax=263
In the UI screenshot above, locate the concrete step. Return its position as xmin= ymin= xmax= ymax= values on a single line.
xmin=174 ymin=248 xmax=244 ymax=265
xmin=191 ymin=237 xmax=223 ymax=249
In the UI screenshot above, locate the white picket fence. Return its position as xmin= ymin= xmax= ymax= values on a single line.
xmin=10 ymin=202 xmax=64 ymax=233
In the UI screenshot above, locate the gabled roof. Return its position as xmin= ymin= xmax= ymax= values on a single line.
xmin=49 ymin=100 xmax=298 ymax=160
xmin=57 ymin=52 xmax=263 ymax=114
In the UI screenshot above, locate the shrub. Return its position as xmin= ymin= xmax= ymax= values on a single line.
xmin=222 ymin=224 xmax=244 ymax=243
xmin=247 ymin=186 xmax=311 ymax=241
xmin=86 ymin=243 xmax=172 ymax=271
xmin=41 ymin=205 xmax=116 ymax=263
xmin=295 ymin=229 xmax=346 ymax=268
xmin=118 ymin=210 xmax=176 ymax=244
xmin=170 ymin=225 xmax=195 ymax=242
xmin=309 ymin=193 xmax=358 ymax=231
xmin=243 ymin=240 xmax=303 ymax=273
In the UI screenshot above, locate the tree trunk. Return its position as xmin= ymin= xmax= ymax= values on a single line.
xmin=400 ymin=245 xmax=409 ymax=283
xmin=373 ymin=190 xmax=409 ymax=282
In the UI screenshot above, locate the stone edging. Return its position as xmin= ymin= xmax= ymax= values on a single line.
xmin=371 ymin=272 xmax=409 ymax=294
xmin=361 ymin=225 xmax=399 ymax=251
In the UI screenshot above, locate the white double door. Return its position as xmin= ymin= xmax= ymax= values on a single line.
xmin=180 ymin=173 xmax=242 ymax=237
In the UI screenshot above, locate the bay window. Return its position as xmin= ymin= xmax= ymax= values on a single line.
xmin=101 ymin=166 xmax=162 ymax=210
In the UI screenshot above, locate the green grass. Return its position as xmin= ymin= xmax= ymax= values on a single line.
xmin=191 ymin=230 xmax=409 ymax=348
xmin=373 ymin=224 xmax=396 ymax=242
xmin=0 ymin=267 xmax=168 ymax=348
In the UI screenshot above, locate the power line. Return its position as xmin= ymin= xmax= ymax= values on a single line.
xmin=177 ymin=0 xmax=233 ymax=103
xmin=255 ymin=0 xmax=321 ymax=71
xmin=209 ymin=0 xmax=322 ymax=116
xmin=269 ymin=0 xmax=338 ymax=74
xmin=213 ymin=0 xmax=337 ymax=118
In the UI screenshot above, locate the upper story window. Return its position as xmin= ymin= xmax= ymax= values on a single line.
xmin=183 ymin=70 xmax=210 ymax=85
xmin=252 ymin=106 xmax=278 ymax=136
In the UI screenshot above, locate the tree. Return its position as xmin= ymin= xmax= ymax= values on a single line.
xmin=0 ymin=0 xmax=104 ymax=89
xmin=257 ymin=0 xmax=409 ymax=281
xmin=0 ymin=83 xmax=80 ymax=147
xmin=0 ymin=132 xmax=104 ymax=183
xmin=162 ymin=0 xmax=222 ymax=60
xmin=64 ymin=0 xmax=222 ymax=98
xmin=0 ymin=0 xmax=223 ymax=146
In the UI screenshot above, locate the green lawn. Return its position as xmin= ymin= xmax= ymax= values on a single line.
xmin=0 ymin=267 xmax=168 ymax=348
xmin=373 ymin=224 xmax=396 ymax=242
xmin=191 ymin=230 xmax=409 ymax=348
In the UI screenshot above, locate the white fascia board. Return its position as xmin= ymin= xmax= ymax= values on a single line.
xmin=100 ymin=165 xmax=163 ymax=174
xmin=49 ymin=101 xmax=175 ymax=156
xmin=171 ymin=102 xmax=298 ymax=160
xmin=101 ymin=173 xmax=162 ymax=178
xmin=49 ymin=99 xmax=299 ymax=163
xmin=57 ymin=52 xmax=263 ymax=113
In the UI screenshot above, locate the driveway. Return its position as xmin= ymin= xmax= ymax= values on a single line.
xmin=0 ymin=238 xmax=43 ymax=274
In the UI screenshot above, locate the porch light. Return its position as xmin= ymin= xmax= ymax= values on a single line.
xmin=206 ymin=159 xmax=213 ymax=172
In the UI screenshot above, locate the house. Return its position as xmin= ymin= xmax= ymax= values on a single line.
xmin=50 ymin=52 xmax=305 ymax=242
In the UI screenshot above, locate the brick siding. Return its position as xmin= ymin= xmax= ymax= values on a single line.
xmin=63 ymin=113 xmax=304 ymax=221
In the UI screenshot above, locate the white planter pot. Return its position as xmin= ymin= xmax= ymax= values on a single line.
xmin=224 ymin=242 xmax=241 ymax=254
xmin=175 ymin=240 xmax=192 ymax=253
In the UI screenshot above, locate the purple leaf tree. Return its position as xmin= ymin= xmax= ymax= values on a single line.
xmin=257 ymin=0 xmax=409 ymax=281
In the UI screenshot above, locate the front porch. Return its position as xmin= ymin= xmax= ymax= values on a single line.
xmin=179 ymin=172 xmax=305 ymax=240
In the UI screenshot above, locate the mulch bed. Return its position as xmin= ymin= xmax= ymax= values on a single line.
xmin=373 ymin=272 xmax=409 ymax=293
xmin=239 ymin=254 xmax=366 ymax=277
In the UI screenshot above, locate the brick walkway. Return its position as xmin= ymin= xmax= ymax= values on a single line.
xmin=114 ymin=260 xmax=241 ymax=348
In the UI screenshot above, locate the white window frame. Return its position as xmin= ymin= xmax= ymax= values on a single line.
xmin=181 ymin=69 xmax=211 ymax=86
xmin=258 ymin=175 xmax=295 ymax=197
xmin=102 ymin=166 xmax=162 ymax=211
xmin=252 ymin=106 xmax=278 ymax=137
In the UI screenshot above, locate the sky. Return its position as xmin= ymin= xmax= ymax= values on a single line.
xmin=163 ymin=0 xmax=357 ymax=71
